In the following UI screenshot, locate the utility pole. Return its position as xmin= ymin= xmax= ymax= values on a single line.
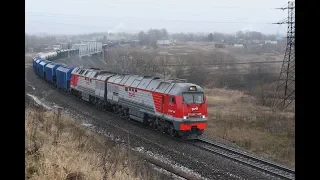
xmin=272 ymin=1 xmax=295 ymax=110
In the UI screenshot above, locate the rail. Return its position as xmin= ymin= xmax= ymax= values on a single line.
xmin=193 ymin=136 xmax=295 ymax=179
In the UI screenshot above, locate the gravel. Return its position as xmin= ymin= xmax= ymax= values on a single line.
xmin=25 ymin=56 xmax=278 ymax=180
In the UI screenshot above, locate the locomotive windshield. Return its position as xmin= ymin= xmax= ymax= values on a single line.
xmin=183 ymin=92 xmax=204 ymax=104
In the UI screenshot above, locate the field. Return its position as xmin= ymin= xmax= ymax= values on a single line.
xmin=105 ymin=42 xmax=295 ymax=168
xmin=26 ymin=39 xmax=294 ymax=176
xmin=25 ymin=106 xmax=166 ymax=180
xmin=105 ymin=42 xmax=284 ymax=82
xmin=114 ymin=41 xmax=284 ymax=60
xmin=204 ymin=88 xmax=295 ymax=167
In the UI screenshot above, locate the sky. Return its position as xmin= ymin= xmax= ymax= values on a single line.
xmin=25 ymin=0 xmax=294 ymax=35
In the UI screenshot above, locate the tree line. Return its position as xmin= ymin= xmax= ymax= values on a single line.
xmin=26 ymin=29 xmax=283 ymax=52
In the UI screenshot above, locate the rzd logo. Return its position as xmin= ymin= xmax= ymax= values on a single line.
xmin=191 ymin=107 xmax=198 ymax=111
xmin=129 ymin=92 xmax=135 ymax=97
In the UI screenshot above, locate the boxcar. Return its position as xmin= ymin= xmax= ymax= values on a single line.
xmin=56 ymin=66 xmax=74 ymax=90
xmin=39 ymin=60 xmax=51 ymax=79
xmin=35 ymin=59 xmax=43 ymax=74
xmin=45 ymin=63 xmax=62 ymax=84
xmin=33 ymin=57 xmax=40 ymax=72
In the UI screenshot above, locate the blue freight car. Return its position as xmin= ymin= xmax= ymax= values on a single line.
xmin=45 ymin=63 xmax=62 ymax=84
xmin=35 ymin=59 xmax=44 ymax=74
xmin=33 ymin=57 xmax=40 ymax=72
xmin=39 ymin=60 xmax=51 ymax=79
xmin=56 ymin=66 xmax=74 ymax=90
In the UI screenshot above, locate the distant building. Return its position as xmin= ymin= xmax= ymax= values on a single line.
xmin=234 ymin=44 xmax=244 ymax=48
xmin=265 ymin=40 xmax=278 ymax=44
xmin=53 ymin=45 xmax=61 ymax=50
xmin=157 ymin=38 xmax=171 ymax=45
xmin=60 ymin=43 xmax=69 ymax=49
xmin=72 ymin=41 xmax=102 ymax=57
xmin=252 ymin=40 xmax=261 ymax=44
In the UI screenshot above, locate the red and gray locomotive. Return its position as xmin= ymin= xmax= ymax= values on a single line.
xmin=33 ymin=51 xmax=208 ymax=139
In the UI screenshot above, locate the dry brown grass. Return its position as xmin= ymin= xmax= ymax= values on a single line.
xmin=25 ymin=107 xmax=164 ymax=180
xmin=204 ymin=88 xmax=295 ymax=168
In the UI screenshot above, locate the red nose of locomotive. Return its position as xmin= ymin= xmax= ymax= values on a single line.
xmin=182 ymin=104 xmax=207 ymax=120
xmin=180 ymin=100 xmax=208 ymax=132
xmin=176 ymin=85 xmax=208 ymax=138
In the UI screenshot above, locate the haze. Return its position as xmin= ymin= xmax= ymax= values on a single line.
xmin=25 ymin=0 xmax=292 ymax=35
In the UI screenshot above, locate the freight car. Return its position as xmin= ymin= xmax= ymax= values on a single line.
xmin=45 ymin=62 xmax=62 ymax=84
xmin=38 ymin=60 xmax=51 ymax=79
xmin=56 ymin=66 xmax=74 ymax=90
xmin=36 ymin=49 xmax=78 ymax=61
xmin=32 ymin=50 xmax=208 ymax=139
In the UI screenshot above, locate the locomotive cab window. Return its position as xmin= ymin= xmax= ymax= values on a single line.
xmin=125 ymin=87 xmax=128 ymax=91
xmin=183 ymin=92 xmax=204 ymax=104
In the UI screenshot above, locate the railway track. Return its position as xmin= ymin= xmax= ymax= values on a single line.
xmin=192 ymin=136 xmax=295 ymax=180
xmin=29 ymin=70 xmax=295 ymax=180
xmin=28 ymin=77 xmax=206 ymax=180
xmin=26 ymin=95 xmax=200 ymax=180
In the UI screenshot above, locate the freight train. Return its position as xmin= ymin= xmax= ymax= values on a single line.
xmin=36 ymin=49 xmax=79 ymax=61
xmin=32 ymin=49 xmax=208 ymax=139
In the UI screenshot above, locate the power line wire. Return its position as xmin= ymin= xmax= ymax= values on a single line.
xmin=26 ymin=13 xmax=275 ymax=25
xmin=110 ymin=60 xmax=285 ymax=67
xmin=61 ymin=0 xmax=279 ymax=9
xmin=27 ymin=20 xmax=109 ymax=29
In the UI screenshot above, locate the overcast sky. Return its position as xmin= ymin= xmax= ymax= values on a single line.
xmin=25 ymin=0 xmax=293 ymax=35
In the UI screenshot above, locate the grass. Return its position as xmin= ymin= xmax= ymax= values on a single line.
xmin=25 ymin=106 xmax=166 ymax=180
xmin=204 ymin=88 xmax=295 ymax=168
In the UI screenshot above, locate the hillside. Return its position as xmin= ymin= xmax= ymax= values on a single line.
xmin=204 ymin=88 xmax=295 ymax=167
xmin=25 ymin=106 xmax=169 ymax=180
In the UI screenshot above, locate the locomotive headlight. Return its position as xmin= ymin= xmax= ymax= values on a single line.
xmin=183 ymin=116 xmax=188 ymax=120
xmin=202 ymin=115 xmax=206 ymax=118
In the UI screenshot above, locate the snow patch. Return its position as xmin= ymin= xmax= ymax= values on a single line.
xmin=131 ymin=147 xmax=208 ymax=180
xmin=28 ymin=85 xmax=35 ymax=90
xmin=149 ymin=163 xmax=186 ymax=180
xmin=26 ymin=94 xmax=52 ymax=110
xmin=82 ymin=123 xmax=93 ymax=127
xmin=133 ymin=146 xmax=144 ymax=152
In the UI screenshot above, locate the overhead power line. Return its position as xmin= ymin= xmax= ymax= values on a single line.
xmin=62 ymin=0 xmax=279 ymax=9
xmin=27 ymin=20 xmax=108 ymax=29
xmin=172 ymin=60 xmax=285 ymax=66
xmin=26 ymin=12 xmax=273 ymax=24
xmin=106 ymin=58 xmax=285 ymax=67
